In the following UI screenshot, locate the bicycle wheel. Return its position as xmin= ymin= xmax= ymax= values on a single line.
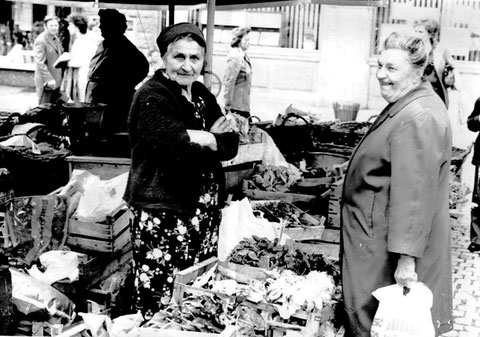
xmin=204 ymin=71 xmax=222 ymax=97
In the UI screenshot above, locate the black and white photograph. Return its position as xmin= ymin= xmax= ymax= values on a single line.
xmin=0 ymin=0 xmax=478 ymax=336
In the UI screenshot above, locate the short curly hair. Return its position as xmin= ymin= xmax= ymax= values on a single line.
xmin=413 ymin=18 xmax=439 ymax=45
xmin=231 ymin=26 xmax=251 ymax=48
xmin=382 ymin=31 xmax=431 ymax=70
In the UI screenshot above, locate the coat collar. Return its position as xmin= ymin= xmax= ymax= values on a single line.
xmin=367 ymin=81 xmax=435 ymax=135
xmin=45 ymin=32 xmax=62 ymax=54
xmin=387 ymin=81 xmax=435 ymax=117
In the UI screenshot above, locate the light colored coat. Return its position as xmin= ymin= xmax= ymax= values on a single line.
xmin=33 ymin=31 xmax=63 ymax=102
xmin=222 ymin=47 xmax=252 ymax=113
xmin=66 ymin=34 xmax=98 ymax=102
xmin=341 ymin=81 xmax=453 ymax=336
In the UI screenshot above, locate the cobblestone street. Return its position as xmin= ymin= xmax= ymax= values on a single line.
xmin=441 ymin=155 xmax=480 ymax=336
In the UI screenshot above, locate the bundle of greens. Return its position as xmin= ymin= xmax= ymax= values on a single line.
xmin=227 ymin=236 xmax=339 ymax=284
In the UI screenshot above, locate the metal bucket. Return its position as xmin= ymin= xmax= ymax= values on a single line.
xmin=62 ymin=103 xmax=107 ymax=154
xmin=304 ymin=151 xmax=349 ymax=171
xmin=333 ymin=102 xmax=360 ymax=121
xmin=62 ymin=102 xmax=106 ymax=135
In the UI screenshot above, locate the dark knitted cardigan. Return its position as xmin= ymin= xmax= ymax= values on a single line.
xmin=123 ymin=70 xmax=239 ymax=218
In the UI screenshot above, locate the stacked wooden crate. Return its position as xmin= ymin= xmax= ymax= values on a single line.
xmin=172 ymin=257 xmax=343 ymax=337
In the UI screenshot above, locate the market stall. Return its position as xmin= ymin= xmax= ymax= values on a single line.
xmin=1 ymin=1 xmax=471 ymax=336
xmin=0 ymin=97 xmax=473 ymax=336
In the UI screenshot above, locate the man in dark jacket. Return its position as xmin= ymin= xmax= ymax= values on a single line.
xmin=86 ymin=9 xmax=149 ymax=135
xmin=467 ymin=97 xmax=480 ymax=252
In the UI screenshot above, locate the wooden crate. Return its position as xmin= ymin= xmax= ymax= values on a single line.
xmin=290 ymin=177 xmax=335 ymax=195
xmin=173 ymin=257 xmax=271 ymax=305
xmin=294 ymin=241 xmax=340 ymax=262
xmin=65 ymin=156 xmax=130 ymax=180
xmin=173 ymin=257 xmax=339 ymax=337
xmin=77 ymin=245 xmax=133 ymax=288
xmin=243 ymin=180 xmax=317 ymax=204
xmin=66 ymin=203 xmax=131 ymax=255
xmin=327 ymin=179 xmax=343 ymax=228
xmin=267 ymin=302 xmax=342 ymax=337
xmin=250 ymin=200 xmax=325 ymax=241
xmin=320 ymin=228 xmax=340 ymax=243
xmin=267 ymin=309 xmax=321 ymax=337
xmin=136 ymin=328 xmax=222 ymax=337
xmin=243 ymin=180 xmax=330 ymax=217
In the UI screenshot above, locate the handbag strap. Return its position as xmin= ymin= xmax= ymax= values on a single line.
xmin=280 ymin=113 xmax=311 ymax=127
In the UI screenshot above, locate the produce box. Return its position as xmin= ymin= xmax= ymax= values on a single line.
xmin=135 ymin=328 xmax=223 ymax=337
xmin=290 ymin=177 xmax=335 ymax=195
xmin=66 ymin=203 xmax=131 ymax=255
xmin=327 ymin=179 xmax=343 ymax=228
xmin=250 ymin=200 xmax=325 ymax=241
xmin=243 ymin=180 xmax=330 ymax=216
xmin=320 ymin=228 xmax=341 ymax=243
xmin=76 ymin=245 xmax=133 ymax=288
xmin=173 ymin=256 xmax=271 ymax=305
xmin=294 ymin=240 xmax=340 ymax=262
xmin=302 ymin=152 xmax=349 ymax=172
xmin=173 ymin=257 xmax=342 ymax=337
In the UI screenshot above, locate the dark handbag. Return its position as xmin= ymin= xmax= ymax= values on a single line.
xmin=443 ymin=64 xmax=455 ymax=88
xmin=265 ymin=113 xmax=313 ymax=161
xmin=39 ymin=84 xmax=62 ymax=105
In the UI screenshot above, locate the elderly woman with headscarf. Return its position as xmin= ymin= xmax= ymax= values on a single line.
xmin=123 ymin=22 xmax=239 ymax=319
xmin=222 ymin=26 xmax=252 ymax=118
xmin=341 ymin=31 xmax=453 ymax=336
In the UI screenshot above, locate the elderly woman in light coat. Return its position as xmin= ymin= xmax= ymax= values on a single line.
xmin=413 ymin=18 xmax=455 ymax=107
xmin=341 ymin=31 xmax=453 ymax=337
xmin=222 ymin=26 xmax=252 ymax=118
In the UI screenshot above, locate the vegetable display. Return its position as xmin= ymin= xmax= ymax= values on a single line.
xmin=227 ymin=236 xmax=339 ymax=283
xmin=252 ymin=201 xmax=317 ymax=228
xmin=246 ymin=164 xmax=297 ymax=192
xmin=142 ymin=294 xmax=235 ymax=333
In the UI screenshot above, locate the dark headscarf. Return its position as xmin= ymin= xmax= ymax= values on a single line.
xmin=156 ymin=22 xmax=206 ymax=56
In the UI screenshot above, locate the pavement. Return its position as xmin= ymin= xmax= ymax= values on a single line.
xmin=0 ymin=85 xmax=37 ymax=114
xmin=441 ymin=153 xmax=480 ymax=337
xmin=1 ymin=84 xmax=480 ymax=335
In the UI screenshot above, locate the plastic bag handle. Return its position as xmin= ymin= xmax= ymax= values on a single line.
xmin=249 ymin=115 xmax=262 ymax=123
xmin=280 ymin=113 xmax=311 ymax=127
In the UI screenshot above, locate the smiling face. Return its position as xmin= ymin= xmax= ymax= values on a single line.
xmin=376 ymin=49 xmax=422 ymax=103
xmin=162 ymin=37 xmax=205 ymax=89
xmin=45 ymin=19 xmax=59 ymax=36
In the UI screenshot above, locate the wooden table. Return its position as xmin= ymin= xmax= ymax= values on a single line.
xmin=65 ymin=141 xmax=266 ymax=184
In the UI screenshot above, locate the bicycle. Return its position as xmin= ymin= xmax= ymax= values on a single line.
xmin=203 ymin=71 xmax=222 ymax=98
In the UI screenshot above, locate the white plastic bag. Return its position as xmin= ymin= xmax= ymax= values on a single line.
xmin=64 ymin=170 xmax=128 ymax=222
xmin=28 ymin=250 xmax=80 ymax=284
xmin=218 ymin=197 xmax=287 ymax=261
xmin=370 ymin=282 xmax=435 ymax=337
